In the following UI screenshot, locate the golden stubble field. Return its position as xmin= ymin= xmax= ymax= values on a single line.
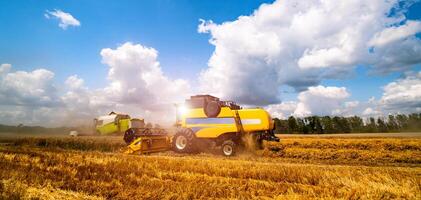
xmin=0 ymin=133 xmax=420 ymax=200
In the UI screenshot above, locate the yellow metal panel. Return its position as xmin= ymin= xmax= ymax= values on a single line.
xmin=96 ymin=122 xmax=118 ymax=135
xmin=125 ymin=135 xmax=171 ymax=154
xmin=119 ymin=119 xmax=130 ymax=132
xmin=238 ymin=109 xmax=273 ymax=131
xmin=194 ymin=126 xmax=238 ymax=138
xmin=96 ymin=119 xmax=131 ymax=135
xmin=180 ymin=106 xmax=273 ymax=139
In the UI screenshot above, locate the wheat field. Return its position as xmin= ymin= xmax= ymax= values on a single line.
xmin=0 ymin=134 xmax=420 ymax=199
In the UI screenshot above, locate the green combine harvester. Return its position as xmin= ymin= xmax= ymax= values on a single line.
xmin=93 ymin=112 xmax=133 ymax=135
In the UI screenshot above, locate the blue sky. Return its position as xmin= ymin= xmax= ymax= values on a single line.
xmin=0 ymin=0 xmax=420 ymax=99
xmin=0 ymin=0 xmax=421 ymax=125
xmin=0 ymin=0 xmax=273 ymax=88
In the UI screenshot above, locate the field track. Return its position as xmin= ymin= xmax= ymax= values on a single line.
xmin=0 ymin=133 xmax=420 ymax=199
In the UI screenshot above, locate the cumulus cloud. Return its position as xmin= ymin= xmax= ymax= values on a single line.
xmin=0 ymin=64 xmax=75 ymax=126
xmin=0 ymin=64 xmax=59 ymax=107
xmin=293 ymin=86 xmax=350 ymax=117
xmin=369 ymin=20 xmax=421 ymax=47
xmin=266 ymin=101 xmax=297 ymax=119
xmin=98 ymin=42 xmax=191 ymax=123
xmin=96 ymin=42 xmax=191 ymax=124
xmin=362 ymin=107 xmax=382 ymax=117
xmin=45 ymin=9 xmax=80 ymax=30
xmin=61 ymin=75 xmax=97 ymax=122
xmin=198 ymin=0 xmax=421 ymax=105
xmin=266 ymin=86 xmax=351 ymax=118
xmin=379 ymin=72 xmax=421 ymax=113
xmin=334 ymin=101 xmax=360 ymax=116
xmin=266 ymin=72 xmax=421 ymax=119
xmin=0 ymin=42 xmax=191 ymax=126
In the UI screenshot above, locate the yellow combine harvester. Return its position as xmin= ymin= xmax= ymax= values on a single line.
xmin=123 ymin=95 xmax=279 ymax=156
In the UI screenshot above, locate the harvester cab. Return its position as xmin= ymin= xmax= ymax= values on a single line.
xmin=124 ymin=95 xmax=280 ymax=156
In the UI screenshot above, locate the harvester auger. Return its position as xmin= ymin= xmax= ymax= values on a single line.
xmin=123 ymin=95 xmax=280 ymax=156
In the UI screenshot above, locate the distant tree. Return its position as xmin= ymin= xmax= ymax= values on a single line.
xmin=417 ymin=113 xmax=421 ymax=130
xmin=387 ymin=115 xmax=398 ymax=131
xmin=348 ymin=116 xmax=364 ymax=133
xmin=296 ymin=118 xmax=309 ymax=134
xmin=306 ymin=117 xmax=316 ymax=133
xmin=273 ymin=118 xmax=288 ymax=134
xmin=321 ymin=116 xmax=334 ymax=134
xmin=314 ymin=116 xmax=323 ymax=134
xmin=396 ymin=114 xmax=409 ymax=130
xmin=332 ymin=116 xmax=342 ymax=133
xmin=280 ymin=113 xmax=421 ymax=134
xmin=366 ymin=117 xmax=377 ymax=133
xmin=287 ymin=116 xmax=298 ymax=134
xmin=408 ymin=113 xmax=420 ymax=131
xmin=341 ymin=117 xmax=352 ymax=133
xmin=377 ymin=118 xmax=388 ymax=133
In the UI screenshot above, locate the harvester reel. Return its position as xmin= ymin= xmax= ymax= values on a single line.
xmin=204 ymin=101 xmax=221 ymax=118
xmin=172 ymin=128 xmax=196 ymax=153
xmin=123 ymin=129 xmax=137 ymax=145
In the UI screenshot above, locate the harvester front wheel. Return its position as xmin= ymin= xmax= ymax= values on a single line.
xmin=221 ymin=140 xmax=236 ymax=156
xmin=172 ymin=129 xmax=196 ymax=153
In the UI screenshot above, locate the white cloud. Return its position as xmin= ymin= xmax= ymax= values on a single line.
xmin=0 ymin=65 xmax=75 ymax=126
xmin=0 ymin=64 xmax=59 ymax=107
xmin=0 ymin=64 xmax=11 ymax=76
xmin=362 ymin=107 xmax=382 ymax=116
xmin=0 ymin=42 xmax=191 ymax=126
xmin=65 ymin=75 xmax=85 ymax=91
xmin=332 ymin=101 xmax=361 ymax=116
xmin=45 ymin=9 xmax=80 ymax=30
xmin=74 ymin=42 xmax=191 ymax=125
xmin=266 ymin=101 xmax=297 ymax=119
xmin=379 ymin=72 xmax=421 ymax=113
xmin=99 ymin=42 xmax=191 ymax=110
xmin=369 ymin=20 xmax=421 ymax=47
xmin=293 ymin=86 xmax=350 ymax=117
xmin=61 ymin=75 xmax=97 ymax=123
xmin=267 ymin=72 xmax=421 ymax=119
xmin=266 ymin=85 xmax=351 ymax=118
xmin=198 ymin=0 xmax=421 ymax=105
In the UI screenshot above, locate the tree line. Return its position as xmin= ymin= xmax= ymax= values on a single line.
xmin=273 ymin=113 xmax=421 ymax=134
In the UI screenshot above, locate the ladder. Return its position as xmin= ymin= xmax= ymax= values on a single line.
xmin=234 ymin=110 xmax=245 ymax=135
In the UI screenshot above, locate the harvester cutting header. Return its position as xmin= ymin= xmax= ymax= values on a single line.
xmin=124 ymin=95 xmax=280 ymax=156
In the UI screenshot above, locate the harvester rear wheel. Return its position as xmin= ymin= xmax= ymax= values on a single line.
xmin=172 ymin=128 xmax=196 ymax=153
xmin=221 ymin=140 xmax=236 ymax=156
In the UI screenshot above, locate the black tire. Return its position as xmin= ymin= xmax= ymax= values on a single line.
xmin=172 ymin=128 xmax=196 ymax=153
xmin=204 ymin=101 xmax=221 ymax=118
xmin=123 ymin=129 xmax=137 ymax=145
xmin=221 ymin=140 xmax=236 ymax=156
